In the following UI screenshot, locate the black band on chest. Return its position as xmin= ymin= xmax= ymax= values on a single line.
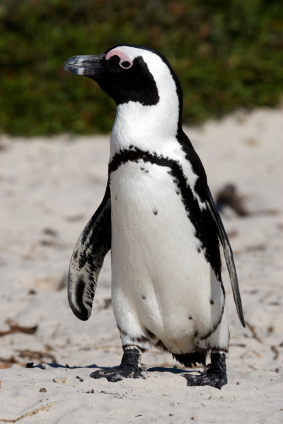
xmin=109 ymin=148 xmax=222 ymax=282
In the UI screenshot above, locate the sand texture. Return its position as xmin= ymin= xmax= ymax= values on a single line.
xmin=0 ymin=108 xmax=282 ymax=423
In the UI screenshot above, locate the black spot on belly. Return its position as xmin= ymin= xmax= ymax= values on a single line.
xmin=176 ymin=190 xmax=180 ymax=195
xmin=153 ymin=209 xmax=158 ymax=215
xmin=141 ymin=295 xmax=146 ymax=300
xmin=210 ymin=300 xmax=214 ymax=305
xmin=140 ymin=166 xmax=149 ymax=173
xmin=188 ymin=316 xmax=193 ymax=320
xmin=197 ymin=247 xmax=201 ymax=253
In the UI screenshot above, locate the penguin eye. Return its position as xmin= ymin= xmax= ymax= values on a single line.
xmin=119 ymin=60 xmax=133 ymax=69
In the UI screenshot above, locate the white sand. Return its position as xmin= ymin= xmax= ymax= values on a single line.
xmin=0 ymin=108 xmax=282 ymax=423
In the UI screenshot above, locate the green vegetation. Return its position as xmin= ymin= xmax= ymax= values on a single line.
xmin=0 ymin=0 xmax=282 ymax=136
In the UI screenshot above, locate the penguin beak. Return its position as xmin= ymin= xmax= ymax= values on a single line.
xmin=63 ymin=54 xmax=105 ymax=77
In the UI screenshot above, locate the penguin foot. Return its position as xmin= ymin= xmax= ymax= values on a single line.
xmin=90 ymin=347 xmax=145 ymax=382
xmin=183 ymin=352 xmax=227 ymax=390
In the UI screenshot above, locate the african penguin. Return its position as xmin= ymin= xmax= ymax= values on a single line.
xmin=63 ymin=44 xmax=245 ymax=389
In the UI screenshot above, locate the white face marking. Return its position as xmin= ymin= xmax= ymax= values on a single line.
xmin=108 ymin=46 xmax=206 ymax=210
xmin=109 ymin=46 xmax=180 ymax=151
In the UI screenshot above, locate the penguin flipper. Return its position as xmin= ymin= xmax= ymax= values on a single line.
xmin=205 ymin=186 xmax=245 ymax=328
xmin=68 ymin=182 xmax=111 ymax=321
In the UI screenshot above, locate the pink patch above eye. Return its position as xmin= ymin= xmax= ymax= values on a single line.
xmin=105 ymin=50 xmax=133 ymax=68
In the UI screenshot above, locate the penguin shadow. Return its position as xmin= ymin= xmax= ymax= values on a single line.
xmin=148 ymin=366 xmax=202 ymax=376
xmin=31 ymin=363 xmax=102 ymax=370
xmin=32 ymin=363 xmax=201 ymax=377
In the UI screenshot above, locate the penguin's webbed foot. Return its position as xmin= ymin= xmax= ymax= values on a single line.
xmin=90 ymin=365 xmax=145 ymax=382
xmin=90 ymin=347 xmax=145 ymax=382
xmin=183 ymin=352 xmax=227 ymax=390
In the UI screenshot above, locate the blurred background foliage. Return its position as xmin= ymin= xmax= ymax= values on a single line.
xmin=0 ymin=0 xmax=283 ymax=136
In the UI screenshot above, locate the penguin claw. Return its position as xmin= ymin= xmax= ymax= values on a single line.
xmin=91 ymin=347 xmax=146 ymax=382
xmin=183 ymin=373 xmax=227 ymax=390
xmin=90 ymin=366 xmax=145 ymax=382
xmin=182 ymin=352 xmax=227 ymax=390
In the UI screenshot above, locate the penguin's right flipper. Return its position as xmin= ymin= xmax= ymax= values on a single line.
xmin=206 ymin=186 xmax=245 ymax=328
xmin=68 ymin=182 xmax=111 ymax=321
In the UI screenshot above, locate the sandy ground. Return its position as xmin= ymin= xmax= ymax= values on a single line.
xmin=0 ymin=108 xmax=282 ymax=423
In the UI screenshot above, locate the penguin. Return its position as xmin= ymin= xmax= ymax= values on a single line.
xmin=63 ymin=44 xmax=245 ymax=389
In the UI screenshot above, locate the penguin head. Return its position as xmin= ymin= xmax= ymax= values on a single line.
xmin=64 ymin=45 xmax=183 ymax=135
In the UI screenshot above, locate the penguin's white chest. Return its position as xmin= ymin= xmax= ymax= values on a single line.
xmin=110 ymin=159 xmax=223 ymax=353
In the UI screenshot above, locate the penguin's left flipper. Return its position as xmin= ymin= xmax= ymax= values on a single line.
xmin=206 ymin=186 xmax=245 ymax=328
xmin=90 ymin=348 xmax=146 ymax=382
xmin=68 ymin=182 xmax=111 ymax=321
xmin=183 ymin=352 xmax=227 ymax=390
